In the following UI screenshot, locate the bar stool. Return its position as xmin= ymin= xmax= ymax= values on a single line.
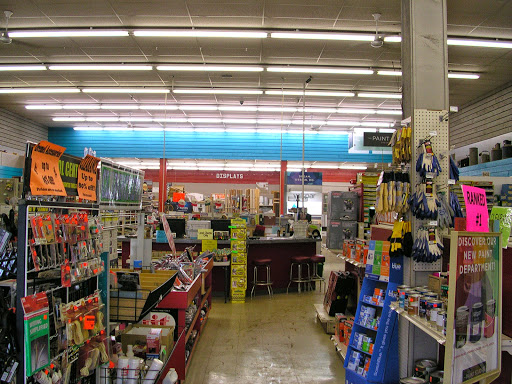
xmin=287 ymin=256 xmax=312 ymax=293
xmin=309 ymin=254 xmax=326 ymax=292
xmin=251 ymin=258 xmax=273 ymax=298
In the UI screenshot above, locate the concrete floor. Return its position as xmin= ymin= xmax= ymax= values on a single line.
xmin=185 ymin=247 xmax=346 ymax=384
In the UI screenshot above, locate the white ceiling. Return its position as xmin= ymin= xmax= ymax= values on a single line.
xmin=0 ymin=0 xmax=510 ymax=130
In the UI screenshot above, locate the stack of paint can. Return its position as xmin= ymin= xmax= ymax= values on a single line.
xmin=401 ymin=359 xmax=443 ymax=384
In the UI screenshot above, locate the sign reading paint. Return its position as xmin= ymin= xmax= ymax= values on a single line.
xmin=462 ymin=185 xmax=489 ymax=232
xmin=363 ymin=132 xmax=393 ymax=147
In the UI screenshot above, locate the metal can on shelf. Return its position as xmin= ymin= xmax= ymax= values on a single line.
xmin=419 ymin=296 xmax=428 ymax=318
xmin=429 ymin=371 xmax=444 ymax=384
xmin=424 ymin=292 xmax=438 ymax=299
xmin=430 ymin=308 xmax=442 ymax=326
xmin=426 ymin=299 xmax=443 ymax=323
xmin=415 ymin=359 xmax=438 ymax=380
xmin=399 ymin=288 xmax=411 ymax=309
xmin=408 ymin=294 xmax=422 ymax=316
xmin=403 ymin=290 xmax=417 ymax=311
xmin=436 ymin=310 xmax=446 ymax=332
xmin=415 ymin=287 xmax=430 ymax=295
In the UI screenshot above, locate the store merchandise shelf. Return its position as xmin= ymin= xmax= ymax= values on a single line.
xmin=337 ymin=254 xmax=365 ymax=268
xmin=355 ymin=322 xmax=378 ymax=332
xmin=185 ymin=286 xmax=211 ymax=343
xmin=185 ymin=328 xmax=201 ymax=374
xmin=361 ymin=298 xmax=384 ymax=308
xmin=390 ymin=302 xmax=446 ymax=345
xmin=199 ymin=309 xmax=210 ymax=333
xmin=331 ymin=336 xmax=348 ymax=361
xmin=349 ymin=344 xmax=373 ymax=356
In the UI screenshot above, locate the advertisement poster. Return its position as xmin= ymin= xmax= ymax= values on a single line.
xmin=30 ymin=141 xmax=67 ymax=196
xmin=20 ymin=292 xmax=50 ymax=376
xmin=100 ymin=163 xmax=144 ymax=206
xmin=77 ymin=155 xmax=100 ymax=201
xmin=159 ymin=213 xmax=176 ymax=256
xmin=452 ymin=233 xmax=501 ymax=384
xmin=489 ymin=206 xmax=512 ymax=248
xmin=462 ymin=185 xmax=489 ymax=232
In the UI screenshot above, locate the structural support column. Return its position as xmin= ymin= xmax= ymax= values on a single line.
xmin=280 ymin=160 xmax=287 ymax=215
xmin=158 ymin=158 xmax=167 ymax=212
xmin=401 ymin=0 xmax=449 ymax=377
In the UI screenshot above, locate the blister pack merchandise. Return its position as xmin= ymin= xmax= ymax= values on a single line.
xmin=408 ymin=182 xmax=440 ymax=220
xmin=411 ymin=227 xmax=444 ymax=263
xmin=389 ymin=221 xmax=413 ymax=258
xmin=437 ymin=193 xmax=453 ymax=229
xmin=449 ymin=190 xmax=465 ymax=219
xmin=389 ymin=124 xmax=412 ymax=164
xmin=416 ymin=140 xmax=442 ymax=178
xmin=449 ymin=156 xmax=459 ymax=182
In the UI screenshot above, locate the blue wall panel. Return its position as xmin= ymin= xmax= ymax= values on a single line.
xmin=459 ymin=157 xmax=512 ymax=177
xmin=49 ymin=128 xmax=392 ymax=163
xmin=0 ymin=165 xmax=22 ymax=178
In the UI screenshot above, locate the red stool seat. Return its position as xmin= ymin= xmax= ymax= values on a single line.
xmin=291 ymin=256 xmax=310 ymax=263
xmin=253 ymin=258 xmax=272 ymax=266
xmin=310 ymin=255 xmax=325 ymax=263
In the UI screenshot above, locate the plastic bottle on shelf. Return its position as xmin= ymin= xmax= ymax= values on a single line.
xmin=126 ymin=358 xmax=142 ymax=384
xmin=142 ymin=358 xmax=163 ymax=384
xmin=162 ymin=368 xmax=178 ymax=384
xmin=117 ymin=354 xmax=130 ymax=384
xmin=126 ymin=345 xmax=134 ymax=358
xmin=160 ymin=345 xmax=167 ymax=362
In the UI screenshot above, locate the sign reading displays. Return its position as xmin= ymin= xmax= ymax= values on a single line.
xmin=363 ymin=132 xmax=393 ymax=147
xmin=216 ymin=173 xmax=244 ymax=179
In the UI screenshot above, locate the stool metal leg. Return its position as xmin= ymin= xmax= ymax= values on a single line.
xmin=251 ymin=265 xmax=257 ymax=298
xmin=287 ymin=262 xmax=294 ymax=294
xmin=266 ymin=265 xmax=273 ymax=297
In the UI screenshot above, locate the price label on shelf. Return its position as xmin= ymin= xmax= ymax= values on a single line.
xmin=83 ymin=315 xmax=96 ymax=330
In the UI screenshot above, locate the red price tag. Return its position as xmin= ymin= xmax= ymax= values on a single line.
xmin=83 ymin=315 xmax=96 ymax=330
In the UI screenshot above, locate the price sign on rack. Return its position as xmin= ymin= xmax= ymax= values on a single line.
xmin=77 ymin=155 xmax=100 ymax=201
xmin=29 ymin=141 xmax=67 ymax=196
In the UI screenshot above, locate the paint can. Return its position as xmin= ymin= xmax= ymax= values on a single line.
xmin=401 ymin=378 xmax=427 ymax=384
xmin=414 ymin=360 xmax=437 ymax=380
xmin=455 ymin=306 xmax=469 ymax=348
xmin=436 ymin=310 xmax=446 ymax=332
xmin=408 ymin=294 xmax=422 ymax=316
xmin=470 ymin=302 xmax=483 ymax=343
xmin=429 ymin=371 xmax=444 ymax=384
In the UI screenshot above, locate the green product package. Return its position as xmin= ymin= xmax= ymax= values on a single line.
xmin=490 ymin=206 xmax=512 ymax=248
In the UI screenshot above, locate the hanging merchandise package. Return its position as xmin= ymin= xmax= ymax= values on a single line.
xmin=416 ymin=140 xmax=442 ymax=178
xmin=20 ymin=292 xmax=51 ymax=376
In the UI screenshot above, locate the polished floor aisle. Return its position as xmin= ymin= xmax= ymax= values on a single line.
xmin=185 ymin=248 xmax=346 ymax=384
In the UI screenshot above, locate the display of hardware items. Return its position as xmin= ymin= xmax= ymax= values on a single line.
xmin=0 ymin=229 xmax=17 ymax=281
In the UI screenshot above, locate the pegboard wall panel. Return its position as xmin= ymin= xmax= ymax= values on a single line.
xmin=411 ymin=109 xmax=449 ymax=272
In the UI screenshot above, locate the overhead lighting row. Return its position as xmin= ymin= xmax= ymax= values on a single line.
xmin=72 ymin=126 xmax=391 ymax=135
xmin=26 ymin=103 xmax=402 ymax=115
xmin=61 ymin=116 xmax=394 ymax=127
xmin=0 ymin=87 xmax=402 ymax=98
xmin=0 ymin=64 xmax=480 ymax=79
xmin=6 ymin=29 xmax=512 ymax=49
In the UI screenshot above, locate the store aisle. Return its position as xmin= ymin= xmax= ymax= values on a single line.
xmin=185 ymin=248 xmax=345 ymax=384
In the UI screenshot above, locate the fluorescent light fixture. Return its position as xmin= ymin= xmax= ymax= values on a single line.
xmin=358 ymin=92 xmax=402 ymax=99
xmin=134 ymin=30 xmax=267 ymax=38
xmin=265 ymin=90 xmax=355 ymax=97
xmin=270 ymin=32 xmax=374 ymax=42
xmin=376 ymin=110 xmax=402 ymax=115
xmin=338 ymin=108 xmax=376 ymax=114
xmin=104 ymin=127 xmax=133 ymax=131
xmin=142 ymin=105 xmax=179 ymax=110
xmin=101 ymin=105 xmax=139 ymax=110
xmin=223 ymin=119 xmax=257 ymax=124
xmin=9 ymin=30 xmax=129 ymax=38
xmin=258 ymin=106 xmax=297 ymax=112
xmin=448 ymin=73 xmax=480 ymax=79
xmin=287 ymin=168 xmax=302 ymax=172
xmin=0 ymin=65 xmax=47 ymax=71
xmin=360 ymin=122 xmax=394 ymax=127
xmin=197 ymin=162 xmax=226 ymax=167
xmin=119 ymin=117 xmax=153 ymax=122
xmin=157 ymin=65 xmax=264 ymax=72
xmin=26 ymin=105 xmax=63 ymax=110
xmin=309 ymin=164 xmax=339 ymax=169
xmin=384 ymin=36 xmax=402 ymax=43
xmin=85 ymin=117 xmax=119 ymax=122
xmin=63 ymin=104 xmax=100 ymax=110
xmin=377 ymin=70 xmax=402 ymax=76
xmin=198 ymin=166 xmax=226 ymax=170
xmin=379 ymin=128 xmax=396 ymax=133
xmin=286 ymin=129 xmax=305 ymax=134
xmin=179 ymin=105 xmax=218 ymax=111
xmin=54 ymin=117 xmax=85 ymax=121
xmin=173 ymin=89 xmax=263 ymax=95
xmin=219 ymin=106 xmax=258 ymax=112
xmin=257 ymin=129 xmax=278 ymax=134
xmin=253 ymin=163 xmax=279 ymax=168
xmin=225 ymin=163 xmax=253 ymax=168
xmin=339 ymin=165 xmax=368 ymax=170
xmin=303 ymin=107 xmax=337 ymax=113
xmin=267 ymin=66 xmax=373 ymax=75
xmin=0 ymin=88 xmax=79 ymax=94
xmin=49 ymin=64 xmax=152 ymax=71
xmin=257 ymin=119 xmax=292 ymax=125
xmin=354 ymin=127 xmax=377 ymax=133
xmin=188 ymin=118 xmax=222 ymax=123
xmin=165 ymin=127 xmax=194 ymax=132
xmin=154 ymin=118 xmax=188 ymax=123
xmin=132 ymin=127 xmax=164 ymax=131
xmin=73 ymin=127 xmax=103 ymax=131
xmin=325 ymin=121 xmax=360 ymax=126
xmin=253 ymin=167 xmax=279 ymax=172
xmin=447 ymin=38 xmax=512 ymax=49
xmin=83 ymin=88 xmax=169 ymax=93
xmin=171 ymin=166 xmax=198 ymax=170
xmin=290 ymin=120 xmax=326 ymax=125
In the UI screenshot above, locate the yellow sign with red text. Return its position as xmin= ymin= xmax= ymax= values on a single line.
xmin=77 ymin=155 xmax=100 ymax=201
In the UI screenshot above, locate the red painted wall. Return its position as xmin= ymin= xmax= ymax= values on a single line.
xmin=143 ymin=168 xmax=359 ymax=184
